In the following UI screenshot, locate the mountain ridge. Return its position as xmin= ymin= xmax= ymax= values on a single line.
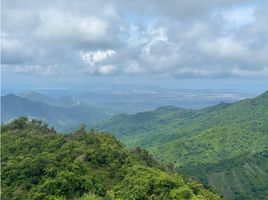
xmin=95 ymin=90 xmax=268 ymax=199
xmin=1 ymin=94 xmax=110 ymax=131
xmin=20 ymin=91 xmax=80 ymax=107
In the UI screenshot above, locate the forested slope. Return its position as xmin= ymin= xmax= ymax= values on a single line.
xmin=1 ymin=118 xmax=220 ymax=200
xmin=96 ymin=91 xmax=268 ymax=199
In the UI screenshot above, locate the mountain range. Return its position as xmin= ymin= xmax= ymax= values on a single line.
xmin=20 ymin=91 xmax=81 ymax=107
xmin=2 ymin=90 xmax=267 ymax=199
xmin=1 ymin=94 xmax=110 ymax=131
xmin=1 ymin=89 xmax=251 ymax=131
xmin=95 ymin=91 xmax=268 ymax=200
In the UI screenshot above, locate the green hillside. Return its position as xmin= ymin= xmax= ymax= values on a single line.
xmin=95 ymin=91 xmax=268 ymax=199
xmin=1 ymin=117 xmax=220 ymax=200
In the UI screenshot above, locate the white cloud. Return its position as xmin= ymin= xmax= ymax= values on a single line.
xmin=80 ymin=50 xmax=116 ymax=65
xmin=36 ymin=10 xmax=109 ymax=42
xmin=13 ymin=64 xmax=58 ymax=75
xmin=2 ymin=32 xmax=19 ymax=50
xmin=2 ymin=0 xmax=268 ymax=79
xmin=98 ymin=65 xmax=118 ymax=74
xmin=198 ymin=37 xmax=248 ymax=59
xmin=142 ymin=27 xmax=168 ymax=54
xmin=123 ymin=60 xmax=146 ymax=74
xmin=79 ymin=50 xmax=117 ymax=74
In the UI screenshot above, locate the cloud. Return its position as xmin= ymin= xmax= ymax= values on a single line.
xmin=231 ymin=67 xmax=268 ymax=77
xmin=36 ymin=10 xmax=110 ymax=42
xmin=123 ymin=60 xmax=145 ymax=74
xmin=222 ymin=5 xmax=255 ymax=26
xmin=79 ymin=50 xmax=117 ymax=74
xmin=13 ymin=64 xmax=58 ymax=75
xmin=198 ymin=37 xmax=248 ymax=59
xmin=2 ymin=0 xmax=268 ymax=78
xmin=80 ymin=50 xmax=116 ymax=66
xmin=98 ymin=65 xmax=118 ymax=75
xmin=115 ymin=0 xmax=251 ymax=19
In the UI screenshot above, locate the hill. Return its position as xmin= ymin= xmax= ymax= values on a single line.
xmin=1 ymin=117 xmax=220 ymax=200
xmin=1 ymin=94 xmax=110 ymax=131
xmin=95 ymin=91 xmax=268 ymax=199
xmin=20 ymin=91 xmax=80 ymax=107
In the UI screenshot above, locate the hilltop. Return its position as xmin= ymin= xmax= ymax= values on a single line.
xmin=1 ymin=117 xmax=220 ymax=200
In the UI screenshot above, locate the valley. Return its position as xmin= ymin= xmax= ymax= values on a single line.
xmin=1 ymin=90 xmax=267 ymax=199
xmin=95 ymin=91 xmax=268 ymax=199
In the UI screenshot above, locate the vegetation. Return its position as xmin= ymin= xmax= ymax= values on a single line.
xmin=1 ymin=117 xmax=220 ymax=200
xmin=95 ymin=91 xmax=268 ymax=199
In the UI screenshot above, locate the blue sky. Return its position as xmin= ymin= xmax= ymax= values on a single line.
xmin=1 ymin=0 xmax=268 ymax=94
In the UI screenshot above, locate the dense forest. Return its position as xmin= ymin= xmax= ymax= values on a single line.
xmin=1 ymin=117 xmax=220 ymax=200
xmin=96 ymin=91 xmax=268 ymax=199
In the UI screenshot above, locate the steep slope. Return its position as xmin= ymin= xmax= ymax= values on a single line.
xmin=1 ymin=94 xmax=110 ymax=131
xmin=95 ymin=103 xmax=233 ymax=148
xmin=183 ymin=152 xmax=268 ymax=200
xmin=1 ymin=118 xmax=220 ymax=200
xmin=95 ymin=91 xmax=268 ymax=199
xmin=95 ymin=106 xmax=197 ymax=147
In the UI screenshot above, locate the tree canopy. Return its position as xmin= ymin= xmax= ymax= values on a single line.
xmin=1 ymin=117 xmax=220 ymax=200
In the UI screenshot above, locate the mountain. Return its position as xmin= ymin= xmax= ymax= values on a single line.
xmin=1 ymin=94 xmax=110 ymax=131
xmin=20 ymin=91 xmax=80 ymax=107
xmin=95 ymin=91 xmax=268 ymax=199
xmin=1 ymin=117 xmax=220 ymax=200
xmin=19 ymin=89 xmax=252 ymax=115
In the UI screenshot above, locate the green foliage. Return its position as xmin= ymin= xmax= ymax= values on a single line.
xmin=77 ymin=193 xmax=103 ymax=200
xmin=1 ymin=118 xmax=219 ymax=200
xmin=95 ymin=91 xmax=268 ymax=199
xmin=108 ymin=165 xmax=219 ymax=200
xmin=170 ymin=187 xmax=193 ymax=200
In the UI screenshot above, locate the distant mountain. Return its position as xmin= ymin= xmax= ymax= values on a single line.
xmin=77 ymin=88 xmax=253 ymax=114
xmin=20 ymin=89 xmax=253 ymax=114
xmin=20 ymin=91 xmax=80 ymax=107
xmin=95 ymin=91 xmax=268 ymax=200
xmin=1 ymin=94 xmax=110 ymax=131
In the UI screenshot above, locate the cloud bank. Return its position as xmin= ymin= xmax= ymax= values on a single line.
xmin=2 ymin=0 xmax=268 ymax=78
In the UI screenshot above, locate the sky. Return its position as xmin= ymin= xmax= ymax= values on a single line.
xmin=1 ymin=0 xmax=268 ymax=94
